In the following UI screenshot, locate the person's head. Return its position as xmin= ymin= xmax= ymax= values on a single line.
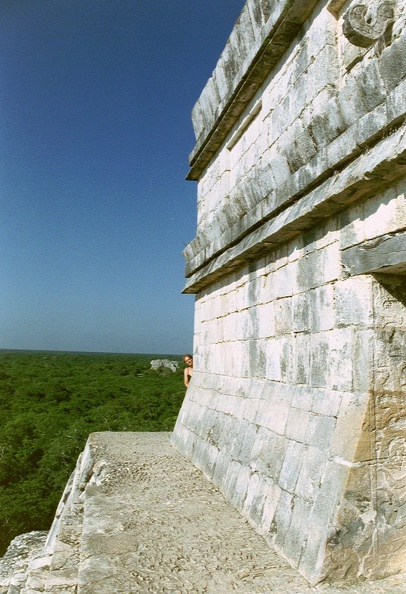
xmin=183 ymin=354 xmax=193 ymax=367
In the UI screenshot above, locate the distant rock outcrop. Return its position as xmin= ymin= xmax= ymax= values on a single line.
xmin=150 ymin=359 xmax=179 ymax=373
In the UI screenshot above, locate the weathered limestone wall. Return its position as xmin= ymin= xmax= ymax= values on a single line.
xmin=172 ymin=0 xmax=406 ymax=585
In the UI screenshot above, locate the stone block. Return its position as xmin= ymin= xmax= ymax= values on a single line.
xmin=272 ymin=489 xmax=294 ymax=551
xmin=356 ymin=102 xmax=388 ymax=148
xmin=265 ymin=338 xmax=284 ymax=382
xmin=259 ymin=479 xmax=283 ymax=536
xmin=256 ymin=394 xmax=291 ymax=435
xmin=296 ymin=244 xmax=340 ymax=293
xmin=268 ymin=99 xmax=289 ymax=143
xmin=198 ymin=77 xmax=218 ymax=125
xmin=287 ymin=234 xmax=305 ymax=262
xmin=295 ymin=446 xmax=329 ymax=503
xmin=232 ymin=420 xmax=258 ymax=466
xmin=302 ymin=217 xmax=338 ymax=254
xmin=257 ymin=302 xmax=276 ymax=338
xmin=230 ymin=465 xmax=252 ymax=512
xmin=363 ymin=187 xmax=406 ymax=240
xmin=278 ymin=440 xmax=306 ymax=493
xmin=286 ymin=76 xmax=307 ymax=128
xmin=284 ymin=122 xmax=317 ymax=173
xmin=268 ymin=150 xmax=292 ymax=187
xmin=282 ymin=496 xmax=312 ymax=568
xmin=309 ymin=334 xmax=329 ymax=389
xmin=227 ymin=393 xmax=246 ymax=419
xmin=242 ymin=398 xmax=261 ymax=425
xmin=351 ymin=328 xmax=374 ymax=393
xmin=212 ymin=447 xmax=230 ymax=488
xmin=248 ymin=339 xmax=267 ymax=378
xmin=339 ymin=206 xmax=366 ymax=251
xmin=309 ymin=285 xmax=335 ymax=332
xmin=305 ymin=414 xmax=337 ymax=452
xmin=337 ymin=75 xmax=366 ymax=126
xmin=379 ymin=30 xmax=406 ymax=92
xmin=311 ymin=389 xmax=343 ymax=418
xmin=248 ymin=377 xmax=267 ymax=399
xmin=217 ymin=415 xmax=240 ymax=452
xmin=334 ymin=277 xmax=374 ymax=328
xmin=358 ymin=59 xmax=388 ymax=112
xmin=298 ymin=460 xmax=349 ymax=584
xmin=326 ymin=125 xmax=358 ymax=170
xmin=242 ymin=471 xmax=265 ymax=528
xmin=233 ymin=9 xmax=259 ymax=76
xmin=310 ymin=43 xmax=341 ymax=91
xmin=285 ymin=406 xmax=311 ymax=441
xmin=295 ymin=333 xmax=311 ymax=384
xmin=288 ymin=41 xmax=312 ymax=90
xmin=212 ymin=53 xmax=234 ymax=101
xmin=292 ymin=385 xmax=314 ymax=412
xmin=291 ymin=292 xmax=310 ymax=332
xmin=203 ymin=442 xmax=221 ymax=480
xmin=222 ymin=459 xmax=242 ymax=501
xmin=281 ymin=337 xmax=297 ymax=384
xmin=309 ymin=95 xmax=347 ymax=150
xmin=190 ymin=435 xmax=209 ymax=472
xmin=386 ymin=76 xmax=406 ymax=123
xmin=274 ymin=297 xmax=293 ymax=334
xmin=274 ymin=262 xmax=296 ymax=299
xmin=254 ymin=159 xmax=277 ymax=200
xmin=310 ymin=329 xmax=353 ymax=392
xmin=329 ymin=329 xmax=354 ymax=392
xmin=308 ymin=7 xmax=337 ymax=51
xmin=190 ymin=99 xmax=205 ymax=143
xmin=330 ymin=391 xmax=370 ymax=462
xmin=256 ymin=0 xmax=280 ymax=28
xmin=250 ymin=427 xmax=289 ymax=483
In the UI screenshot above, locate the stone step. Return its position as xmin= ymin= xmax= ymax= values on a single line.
xmin=0 ymin=532 xmax=48 ymax=594
xmin=21 ymin=446 xmax=90 ymax=594
xmin=25 ymin=509 xmax=83 ymax=594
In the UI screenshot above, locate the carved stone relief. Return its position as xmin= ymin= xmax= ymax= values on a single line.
xmin=327 ymin=275 xmax=406 ymax=579
xmin=343 ymin=1 xmax=396 ymax=48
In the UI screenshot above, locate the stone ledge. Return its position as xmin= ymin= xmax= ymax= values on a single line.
xmin=342 ymin=231 xmax=406 ymax=275
xmin=188 ymin=0 xmax=320 ymax=180
xmin=2 ymin=432 xmax=406 ymax=592
xmin=185 ymin=73 xmax=406 ymax=279
xmin=183 ymin=123 xmax=406 ymax=294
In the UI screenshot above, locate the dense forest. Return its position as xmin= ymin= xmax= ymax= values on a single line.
xmin=0 ymin=350 xmax=186 ymax=556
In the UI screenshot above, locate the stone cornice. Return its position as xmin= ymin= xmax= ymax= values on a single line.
xmin=184 ymin=69 xmax=406 ymax=282
xmin=183 ymin=123 xmax=406 ymax=293
xmin=187 ymin=0 xmax=320 ymax=181
xmin=342 ymin=231 xmax=406 ymax=275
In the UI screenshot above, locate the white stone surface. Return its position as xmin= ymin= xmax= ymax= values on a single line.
xmin=174 ymin=0 xmax=406 ymax=586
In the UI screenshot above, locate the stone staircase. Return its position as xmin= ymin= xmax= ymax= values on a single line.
xmin=1 ymin=432 xmax=405 ymax=594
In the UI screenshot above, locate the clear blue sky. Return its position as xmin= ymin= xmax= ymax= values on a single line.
xmin=0 ymin=0 xmax=244 ymax=355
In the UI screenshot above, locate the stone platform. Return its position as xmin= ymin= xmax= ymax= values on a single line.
xmin=1 ymin=432 xmax=405 ymax=593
